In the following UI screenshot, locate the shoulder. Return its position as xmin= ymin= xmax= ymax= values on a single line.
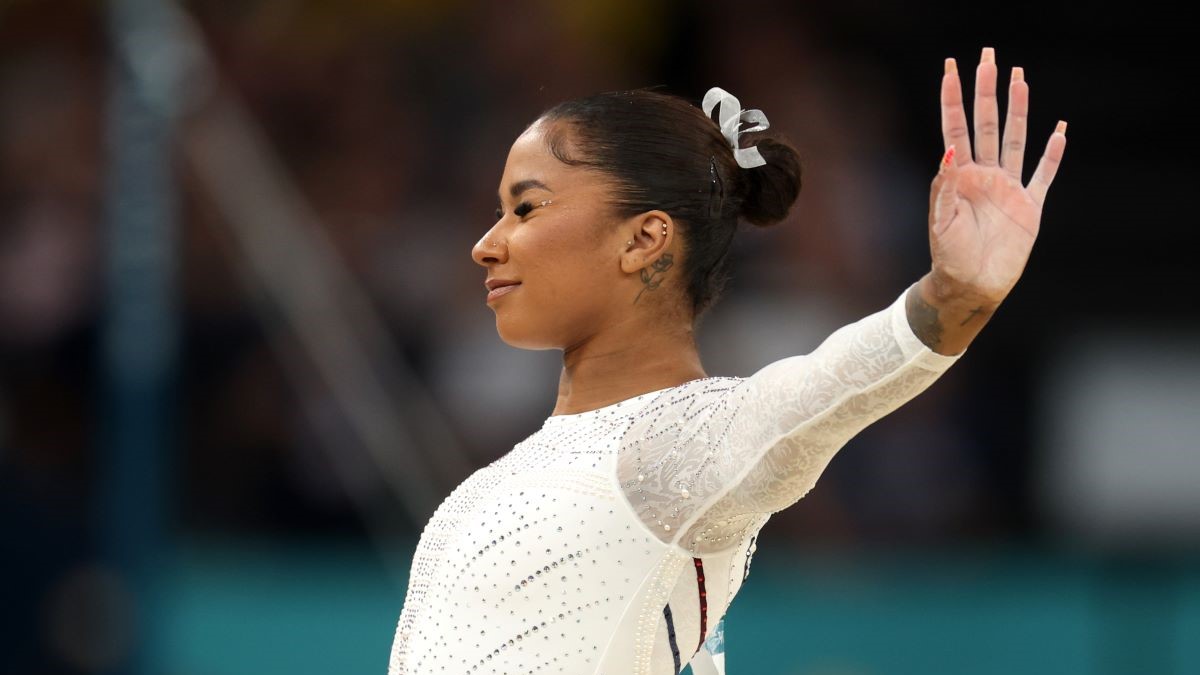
xmin=618 ymin=375 xmax=750 ymax=446
xmin=646 ymin=375 xmax=746 ymax=416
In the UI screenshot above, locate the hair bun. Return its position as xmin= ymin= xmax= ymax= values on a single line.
xmin=737 ymin=135 xmax=802 ymax=227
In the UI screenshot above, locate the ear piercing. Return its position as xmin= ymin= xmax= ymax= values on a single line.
xmin=627 ymin=222 xmax=667 ymax=247
xmin=626 ymin=222 xmax=667 ymax=247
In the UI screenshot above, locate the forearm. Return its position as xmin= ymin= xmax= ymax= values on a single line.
xmin=905 ymin=271 xmax=1001 ymax=356
xmin=683 ymin=289 xmax=964 ymax=542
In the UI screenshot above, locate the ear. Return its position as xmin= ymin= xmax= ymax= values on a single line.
xmin=619 ymin=210 xmax=675 ymax=275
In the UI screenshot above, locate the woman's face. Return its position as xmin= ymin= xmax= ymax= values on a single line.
xmin=471 ymin=120 xmax=643 ymax=349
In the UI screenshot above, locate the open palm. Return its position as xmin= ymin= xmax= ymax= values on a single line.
xmin=928 ymin=47 xmax=1068 ymax=305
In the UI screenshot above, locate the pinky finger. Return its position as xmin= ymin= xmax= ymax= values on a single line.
xmin=1028 ymin=120 xmax=1068 ymax=208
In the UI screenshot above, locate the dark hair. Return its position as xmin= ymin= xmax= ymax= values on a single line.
xmin=534 ymin=87 xmax=802 ymax=320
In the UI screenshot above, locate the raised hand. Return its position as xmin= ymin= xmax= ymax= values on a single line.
xmin=928 ymin=46 xmax=1067 ymax=307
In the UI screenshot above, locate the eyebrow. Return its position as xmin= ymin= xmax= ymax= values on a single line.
xmin=500 ymin=179 xmax=552 ymax=201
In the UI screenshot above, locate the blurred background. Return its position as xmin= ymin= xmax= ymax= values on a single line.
xmin=1 ymin=0 xmax=1195 ymax=673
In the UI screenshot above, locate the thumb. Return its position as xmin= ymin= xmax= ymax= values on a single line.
xmin=931 ymin=146 xmax=958 ymax=236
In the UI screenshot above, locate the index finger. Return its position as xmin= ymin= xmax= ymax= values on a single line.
xmin=941 ymin=58 xmax=973 ymax=167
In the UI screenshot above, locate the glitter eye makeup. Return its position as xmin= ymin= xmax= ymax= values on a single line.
xmin=495 ymin=199 xmax=553 ymax=220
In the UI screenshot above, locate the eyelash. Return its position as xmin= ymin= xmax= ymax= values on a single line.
xmin=495 ymin=201 xmax=534 ymax=220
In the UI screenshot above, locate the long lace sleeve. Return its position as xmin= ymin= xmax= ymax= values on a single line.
xmin=617 ymin=283 xmax=966 ymax=555
xmin=683 ymin=282 xmax=964 ymax=551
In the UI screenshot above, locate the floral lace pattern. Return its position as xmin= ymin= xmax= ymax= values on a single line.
xmin=618 ymin=285 xmax=963 ymax=555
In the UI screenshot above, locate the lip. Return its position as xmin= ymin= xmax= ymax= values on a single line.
xmin=486 ymin=282 xmax=521 ymax=302
xmin=485 ymin=278 xmax=520 ymax=291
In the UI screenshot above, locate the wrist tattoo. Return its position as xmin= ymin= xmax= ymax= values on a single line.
xmin=960 ymin=306 xmax=991 ymax=326
xmin=906 ymin=288 xmax=944 ymax=350
xmin=634 ymin=253 xmax=673 ymax=304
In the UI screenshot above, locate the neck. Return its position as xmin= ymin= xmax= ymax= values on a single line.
xmin=552 ymin=314 xmax=707 ymax=416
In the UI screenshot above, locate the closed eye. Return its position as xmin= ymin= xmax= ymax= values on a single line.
xmin=495 ymin=202 xmax=535 ymax=220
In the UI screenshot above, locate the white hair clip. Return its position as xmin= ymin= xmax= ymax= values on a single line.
xmin=702 ymin=86 xmax=771 ymax=169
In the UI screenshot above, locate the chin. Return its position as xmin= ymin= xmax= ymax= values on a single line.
xmin=493 ymin=316 xmax=561 ymax=351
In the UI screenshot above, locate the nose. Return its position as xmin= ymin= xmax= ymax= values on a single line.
xmin=471 ymin=228 xmax=506 ymax=267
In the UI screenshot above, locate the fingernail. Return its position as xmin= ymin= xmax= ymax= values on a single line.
xmin=942 ymin=145 xmax=956 ymax=167
xmin=982 ymin=47 xmax=995 ymax=64
xmin=1055 ymin=120 xmax=1068 ymax=135
xmin=944 ymin=58 xmax=957 ymax=75
xmin=1011 ymin=66 xmax=1024 ymax=83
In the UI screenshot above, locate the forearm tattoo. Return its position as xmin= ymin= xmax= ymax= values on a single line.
xmin=634 ymin=253 xmax=674 ymax=304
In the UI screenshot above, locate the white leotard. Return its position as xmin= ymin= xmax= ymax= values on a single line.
xmin=388 ymin=284 xmax=964 ymax=674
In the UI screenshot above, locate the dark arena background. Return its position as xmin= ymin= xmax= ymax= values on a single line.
xmin=1 ymin=0 xmax=1194 ymax=673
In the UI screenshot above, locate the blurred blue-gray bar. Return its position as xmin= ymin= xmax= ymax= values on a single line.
xmin=99 ymin=0 xmax=184 ymax=673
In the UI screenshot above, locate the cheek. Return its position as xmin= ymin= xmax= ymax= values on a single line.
xmin=517 ymin=227 xmax=611 ymax=305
